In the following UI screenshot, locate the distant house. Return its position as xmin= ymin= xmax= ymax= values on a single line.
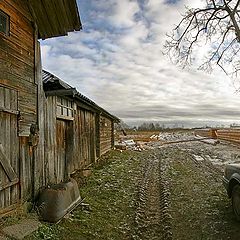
xmin=0 ymin=0 xmax=81 ymax=214
xmin=43 ymin=70 xmax=120 ymax=184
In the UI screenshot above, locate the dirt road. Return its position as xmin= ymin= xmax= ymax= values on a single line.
xmin=135 ymin=140 xmax=240 ymax=240
xmin=26 ymin=133 xmax=240 ymax=240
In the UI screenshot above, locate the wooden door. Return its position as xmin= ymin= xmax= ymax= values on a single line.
xmin=56 ymin=119 xmax=68 ymax=183
xmin=0 ymin=86 xmax=19 ymax=210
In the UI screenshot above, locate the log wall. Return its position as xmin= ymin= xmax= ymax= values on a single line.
xmin=0 ymin=0 xmax=36 ymax=137
xmin=0 ymin=0 xmax=83 ymax=213
xmin=0 ymin=0 xmax=39 ymax=206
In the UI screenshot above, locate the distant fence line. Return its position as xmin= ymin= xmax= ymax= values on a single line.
xmin=195 ymin=129 xmax=240 ymax=144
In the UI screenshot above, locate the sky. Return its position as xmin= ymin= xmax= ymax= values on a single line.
xmin=41 ymin=0 xmax=240 ymax=127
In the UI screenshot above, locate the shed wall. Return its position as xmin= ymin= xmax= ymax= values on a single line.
xmin=44 ymin=96 xmax=98 ymax=179
xmin=0 ymin=0 xmax=40 ymax=205
xmin=99 ymin=116 xmax=114 ymax=156
xmin=71 ymin=107 xmax=96 ymax=172
xmin=44 ymin=96 xmax=57 ymax=184
xmin=0 ymin=0 xmax=36 ymax=137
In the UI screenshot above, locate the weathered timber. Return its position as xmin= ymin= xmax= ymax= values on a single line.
xmin=0 ymin=0 xmax=81 ymax=212
xmin=43 ymin=71 xmax=119 ymax=180
xmin=0 ymin=86 xmax=19 ymax=208
xmin=99 ymin=116 xmax=114 ymax=155
xmin=0 ymin=144 xmax=18 ymax=182
xmin=28 ymin=0 xmax=81 ymax=39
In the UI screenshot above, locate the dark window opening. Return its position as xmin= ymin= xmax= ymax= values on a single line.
xmin=0 ymin=10 xmax=9 ymax=36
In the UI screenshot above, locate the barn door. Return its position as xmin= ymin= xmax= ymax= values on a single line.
xmin=56 ymin=119 xmax=69 ymax=182
xmin=0 ymin=86 xmax=19 ymax=210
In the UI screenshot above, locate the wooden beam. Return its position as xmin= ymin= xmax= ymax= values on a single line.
xmin=45 ymin=89 xmax=75 ymax=97
xmin=0 ymin=144 xmax=18 ymax=181
xmin=56 ymin=115 xmax=74 ymax=121
xmin=0 ymin=107 xmax=19 ymax=115
xmin=0 ymin=178 xmax=19 ymax=191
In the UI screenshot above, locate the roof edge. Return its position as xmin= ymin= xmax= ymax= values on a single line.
xmin=42 ymin=70 xmax=120 ymax=122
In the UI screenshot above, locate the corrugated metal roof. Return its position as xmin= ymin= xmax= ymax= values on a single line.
xmin=43 ymin=70 xmax=72 ymax=90
xmin=28 ymin=0 xmax=81 ymax=39
xmin=43 ymin=70 xmax=120 ymax=122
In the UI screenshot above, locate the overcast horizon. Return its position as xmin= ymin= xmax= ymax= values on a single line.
xmin=40 ymin=0 xmax=240 ymax=127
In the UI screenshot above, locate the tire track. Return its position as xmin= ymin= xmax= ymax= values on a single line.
xmin=135 ymin=151 xmax=172 ymax=240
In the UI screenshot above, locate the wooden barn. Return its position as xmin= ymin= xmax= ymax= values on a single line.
xmin=0 ymin=0 xmax=81 ymax=214
xmin=42 ymin=70 xmax=119 ymax=184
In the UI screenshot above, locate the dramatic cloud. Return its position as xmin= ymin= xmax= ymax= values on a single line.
xmin=40 ymin=0 xmax=240 ymax=127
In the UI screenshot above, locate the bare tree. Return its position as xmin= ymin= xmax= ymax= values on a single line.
xmin=165 ymin=0 xmax=240 ymax=76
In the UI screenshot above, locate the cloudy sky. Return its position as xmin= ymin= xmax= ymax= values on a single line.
xmin=41 ymin=0 xmax=240 ymax=127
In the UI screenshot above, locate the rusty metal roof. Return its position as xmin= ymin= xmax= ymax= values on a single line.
xmin=43 ymin=70 xmax=120 ymax=122
xmin=28 ymin=0 xmax=81 ymax=39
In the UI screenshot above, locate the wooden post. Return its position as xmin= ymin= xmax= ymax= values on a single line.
xmin=33 ymin=25 xmax=45 ymax=198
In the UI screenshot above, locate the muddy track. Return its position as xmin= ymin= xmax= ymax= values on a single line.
xmin=135 ymin=151 xmax=172 ymax=240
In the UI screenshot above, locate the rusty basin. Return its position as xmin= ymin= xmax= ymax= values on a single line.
xmin=36 ymin=178 xmax=81 ymax=223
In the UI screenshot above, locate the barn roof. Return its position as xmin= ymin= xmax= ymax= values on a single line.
xmin=42 ymin=70 xmax=120 ymax=122
xmin=28 ymin=0 xmax=81 ymax=39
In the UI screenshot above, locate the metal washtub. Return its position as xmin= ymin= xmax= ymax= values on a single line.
xmin=36 ymin=178 xmax=82 ymax=223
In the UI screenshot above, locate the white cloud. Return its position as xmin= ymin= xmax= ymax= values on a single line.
xmin=40 ymin=0 xmax=240 ymax=127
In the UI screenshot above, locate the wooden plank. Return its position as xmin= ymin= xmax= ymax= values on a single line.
xmin=0 ymin=178 xmax=19 ymax=191
xmin=56 ymin=115 xmax=74 ymax=121
xmin=0 ymin=144 xmax=18 ymax=181
xmin=28 ymin=0 xmax=53 ymax=39
xmin=45 ymin=89 xmax=75 ymax=96
xmin=68 ymin=0 xmax=81 ymax=29
xmin=0 ymin=107 xmax=19 ymax=115
xmin=7 ymin=0 xmax=33 ymax=21
xmin=95 ymin=114 xmax=100 ymax=158
xmin=41 ymin=0 xmax=62 ymax=35
xmin=4 ymin=87 xmax=11 ymax=206
xmin=34 ymin=37 xmax=45 ymax=195
xmin=111 ymin=120 xmax=114 ymax=148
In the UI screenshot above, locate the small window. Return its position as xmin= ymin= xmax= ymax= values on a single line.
xmin=0 ymin=10 xmax=10 ymax=36
xmin=57 ymin=97 xmax=74 ymax=120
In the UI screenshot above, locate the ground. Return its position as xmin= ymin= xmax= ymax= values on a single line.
xmin=2 ymin=131 xmax=240 ymax=239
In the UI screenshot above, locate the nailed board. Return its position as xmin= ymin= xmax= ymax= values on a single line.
xmin=0 ymin=86 xmax=19 ymax=208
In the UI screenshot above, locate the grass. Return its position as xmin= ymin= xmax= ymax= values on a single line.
xmin=27 ymin=150 xmax=142 ymax=240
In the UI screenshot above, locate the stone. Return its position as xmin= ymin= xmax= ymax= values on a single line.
xmin=2 ymin=219 xmax=41 ymax=240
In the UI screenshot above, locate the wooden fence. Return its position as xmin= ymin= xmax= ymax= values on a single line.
xmin=195 ymin=128 xmax=240 ymax=144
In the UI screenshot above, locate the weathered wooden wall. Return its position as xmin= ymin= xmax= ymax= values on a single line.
xmin=0 ymin=0 xmax=36 ymax=136
xmin=71 ymin=107 xmax=96 ymax=172
xmin=99 ymin=116 xmax=114 ymax=156
xmin=44 ymin=96 xmax=98 ymax=180
xmin=0 ymin=87 xmax=19 ymax=210
xmin=45 ymin=96 xmax=72 ymax=184
xmin=0 ymin=0 xmax=82 ymax=213
xmin=0 ymin=0 xmax=39 ymax=208
xmin=44 ymin=96 xmax=57 ymax=184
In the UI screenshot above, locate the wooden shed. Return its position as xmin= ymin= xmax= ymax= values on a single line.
xmin=43 ymin=70 xmax=119 ymax=183
xmin=0 ymin=0 xmax=81 ymax=213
